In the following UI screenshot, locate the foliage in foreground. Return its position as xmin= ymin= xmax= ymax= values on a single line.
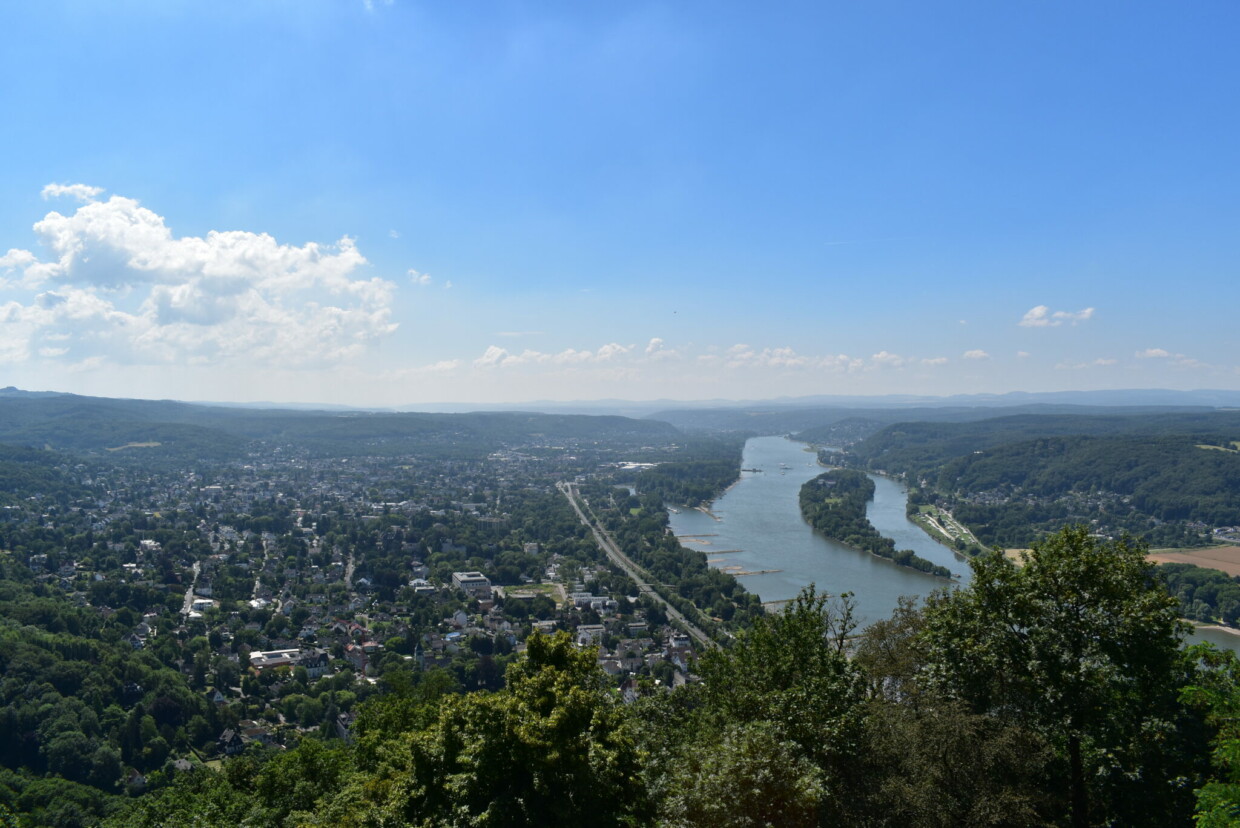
xmin=100 ymin=527 xmax=1240 ymax=828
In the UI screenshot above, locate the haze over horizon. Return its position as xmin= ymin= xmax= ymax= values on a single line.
xmin=2 ymin=2 xmax=1238 ymax=407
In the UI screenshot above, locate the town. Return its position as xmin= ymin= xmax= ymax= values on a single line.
xmin=1 ymin=427 xmax=750 ymax=789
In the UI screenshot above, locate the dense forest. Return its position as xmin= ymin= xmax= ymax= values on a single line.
xmin=1158 ymin=563 xmax=1240 ymax=626
xmin=799 ymin=470 xmax=951 ymax=578
xmin=840 ymin=412 xmax=1240 ymax=548
xmin=89 ymin=528 xmax=1240 ymax=827
xmin=635 ymin=438 xmax=745 ymax=507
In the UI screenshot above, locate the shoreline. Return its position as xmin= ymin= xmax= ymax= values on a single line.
xmin=813 ymin=527 xmax=956 ymax=581
xmin=1194 ymin=623 xmax=1240 ymax=639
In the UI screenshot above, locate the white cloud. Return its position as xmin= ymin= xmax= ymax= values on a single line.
xmin=0 ymin=186 xmax=397 ymax=367
xmin=413 ymin=359 xmax=460 ymax=374
xmin=644 ymin=337 xmax=678 ymax=361
xmin=474 ymin=345 xmax=510 ymax=368
xmin=1019 ymin=305 xmax=1095 ymax=327
xmin=389 ymin=229 xmax=400 ymax=239
xmin=921 ymin=357 xmax=948 ymax=366
xmin=726 ymin=345 xmax=816 ymax=369
xmin=1133 ymin=348 xmax=1202 ymax=367
xmin=41 ymin=183 xmax=104 ymax=203
xmin=1016 ymin=350 xmax=1030 ymax=358
xmin=409 ymin=269 xmax=432 ymax=286
xmin=595 ymin=342 xmax=632 ymax=361
xmin=962 ymin=349 xmax=989 ymax=360
xmin=474 ymin=342 xmax=635 ymax=369
xmin=1056 ymin=357 xmax=1117 ymax=370
xmin=870 ymin=350 xmax=905 ymax=368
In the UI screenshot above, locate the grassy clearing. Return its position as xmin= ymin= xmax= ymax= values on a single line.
xmin=105 ymin=441 xmax=163 ymax=451
xmin=1196 ymin=441 xmax=1240 ymax=453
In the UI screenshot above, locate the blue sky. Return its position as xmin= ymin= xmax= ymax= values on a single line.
xmin=1 ymin=1 xmax=1238 ymax=405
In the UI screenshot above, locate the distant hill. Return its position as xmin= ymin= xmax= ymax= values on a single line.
xmin=0 ymin=391 xmax=683 ymax=463
xmin=648 ymin=402 xmax=1216 ymax=439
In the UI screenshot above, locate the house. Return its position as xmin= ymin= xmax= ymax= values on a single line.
xmin=218 ymin=729 xmax=245 ymax=756
xmin=409 ymin=578 xmax=436 ymax=595
xmin=335 ymin=711 xmax=358 ymax=743
xmin=125 ymin=769 xmax=147 ymax=791
xmin=299 ymin=649 xmax=330 ymax=678
xmin=344 ymin=643 xmax=369 ymax=674
xmin=575 ymin=625 xmax=606 ymax=647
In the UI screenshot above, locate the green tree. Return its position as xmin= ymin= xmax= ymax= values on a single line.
xmin=1181 ymin=646 xmax=1240 ymax=827
xmin=922 ymin=526 xmax=1199 ymax=827
xmin=316 ymin=631 xmax=648 ymax=827
xmin=688 ymin=586 xmax=867 ymax=821
xmin=660 ymin=721 xmax=825 ymax=828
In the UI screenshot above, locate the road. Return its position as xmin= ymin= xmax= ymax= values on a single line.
xmin=181 ymin=561 xmax=200 ymax=615
xmin=558 ymin=482 xmax=716 ymax=650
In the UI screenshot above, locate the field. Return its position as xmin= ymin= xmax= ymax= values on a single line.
xmin=1149 ymin=546 xmax=1240 ymax=577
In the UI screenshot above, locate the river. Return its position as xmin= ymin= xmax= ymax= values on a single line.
xmin=667 ymin=435 xmax=971 ymax=627
xmin=667 ymin=435 xmax=1240 ymax=653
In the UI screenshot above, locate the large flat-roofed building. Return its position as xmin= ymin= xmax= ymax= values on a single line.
xmin=451 ymin=571 xmax=492 ymax=600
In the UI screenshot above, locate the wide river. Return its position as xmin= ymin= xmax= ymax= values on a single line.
xmin=667 ymin=435 xmax=1240 ymax=653
xmin=667 ymin=435 xmax=971 ymax=627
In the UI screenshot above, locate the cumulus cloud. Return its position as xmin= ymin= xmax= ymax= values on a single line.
xmin=644 ymin=337 xmax=678 ymax=361
xmin=41 ymin=183 xmax=104 ymax=203
xmin=962 ymin=349 xmax=989 ymax=360
xmin=921 ymin=357 xmax=948 ymax=366
xmin=1136 ymin=348 xmax=1170 ymax=358
xmin=1019 ymin=305 xmax=1095 ymax=327
xmin=409 ymin=269 xmax=432 ymax=286
xmin=0 ymin=186 xmax=397 ymax=367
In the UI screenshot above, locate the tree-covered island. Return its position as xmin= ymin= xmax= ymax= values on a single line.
xmin=799 ymin=469 xmax=952 ymax=578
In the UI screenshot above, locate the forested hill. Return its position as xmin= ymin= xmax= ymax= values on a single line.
xmin=844 ymin=411 xmax=1240 ymax=547
xmin=847 ymin=410 xmax=1240 ymax=479
xmin=0 ymin=392 xmax=683 ymax=462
